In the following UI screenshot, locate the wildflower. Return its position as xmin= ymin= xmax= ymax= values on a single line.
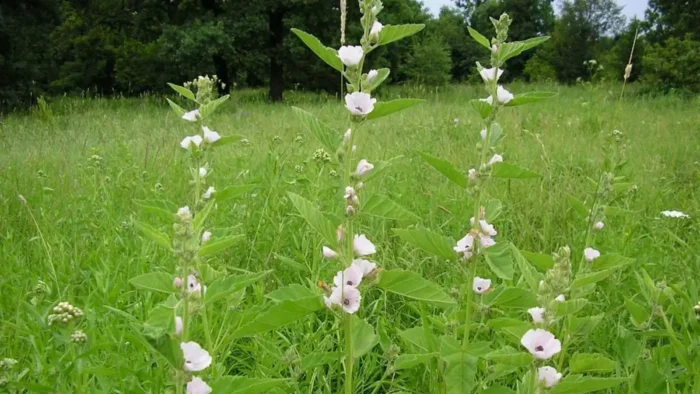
xmin=480 ymin=236 xmax=496 ymax=248
xmin=624 ymin=64 xmax=633 ymax=80
xmin=521 ymin=329 xmax=562 ymax=360
xmin=202 ymin=126 xmax=221 ymax=144
xmin=344 ymin=129 xmax=352 ymax=143
xmin=345 ymin=92 xmax=377 ymax=116
xmin=479 ymin=220 xmax=497 ymax=237
xmin=333 ymin=265 xmax=363 ymax=288
xmin=480 ymin=96 xmax=494 ymax=105
xmin=370 ymin=21 xmax=383 ymax=38
xmin=322 ymin=246 xmax=338 ymax=259
xmin=174 ymin=277 xmax=183 ymax=288
xmin=555 ymin=294 xmax=566 ymax=302
xmin=175 ymin=316 xmax=183 ymax=336
xmin=204 ymin=186 xmax=216 ymax=199
xmin=661 ymin=210 xmax=690 ymax=219
xmin=202 ymin=231 xmax=212 ymax=243
xmin=199 ymin=168 xmax=207 ymax=177
xmin=353 ymin=258 xmax=377 ymax=277
xmin=181 ymin=135 xmax=203 ymax=150
xmin=344 ymin=186 xmax=359 ymax=204
xmin=538 ymin=366 xmax=563 ymax=388
xmin=338 ymin=46 xmax=363 ymax=67
xmin=354 ymin=159 xmax=374 ymax=176
xmin=584 ymin=247 xmax=600 ymax=262
xmin=182 ymin=110 xmax=201 ymax=122
xmin=181 ymin=341 xmax=212 ymax=371
xmin=480 ymin=128 xmax=487 ymax=140
xmin=495 ymin=86 xmax=514 ymax=104
xmin=491 ymin=44 xmax=498 ymax=53
xmin=468 ymin=168 xmax=477 ymax=181
xmin=594 ymin=221 xmax=604 ymax=230
xmin=324 ymin=285 xmax=361 ymax=314
xmin=71 ymin=330 xmax=88 ymax=343
xmin=346 ymin=205 xmax=356 ymax=216
xmin=337 ymin=225 xmax=345 ymax=242
xmin=177 ymin=206 xmax=192 ymax=219
xmin=454 ymin=234 xmax=474 ymax=259
xmin=487 ymin=154 xmax=503 ymax=166
xmin=367 ymin=69 xmax=378 ymax=82
xmin=479 ymin=67 xmax=504 ymax=82
xmin=528 ymin=307 xmax=546 ymax=324
xmin=187 ymin=377 xmax=212 ymax=394
xmin=473 ymin=277 xmax=491 ymax=294
xmin=187 ymin=275 xmax=205 ymax=298
xmin=353 ymin=234 xmax=376 ymax=256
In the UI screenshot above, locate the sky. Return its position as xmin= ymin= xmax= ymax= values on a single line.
xmin=422 ymin=0 xmax=649 ymax=20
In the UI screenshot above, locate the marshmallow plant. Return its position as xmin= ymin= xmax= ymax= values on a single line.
xmin=129 ymin=77 xmax=281 ymax=393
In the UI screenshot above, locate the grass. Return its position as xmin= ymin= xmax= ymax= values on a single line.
xmin=0 ymin=83 xmax=699 ymax=393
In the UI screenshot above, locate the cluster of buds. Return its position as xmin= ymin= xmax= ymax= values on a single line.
xmin=313 ymin=148 xmax=332 ymax=163
xmin=0 ymin=358 xmax=17 ymax=371
xmin=537 ymin=246 xmax=572 ymax=306
xmin=694 ymin=302 xmax=700 ymax=321
xmin=71 ymin=330 xmax=88 ymax=344
xmin=454 ymin=208 xmax=498 ymax=261
xmin=184 ymin=75 xmax=223 ymax=105
xmin=48 ymin=302 xmax=84 ymax=325
xmin=173 ymin=206 xmax=197 ymax=261
xmin=87 ymin=154 xmax=103 ymax=169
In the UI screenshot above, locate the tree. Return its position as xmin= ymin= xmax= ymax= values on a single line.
xmin=645 ymin=0 xmax=700 ymax=43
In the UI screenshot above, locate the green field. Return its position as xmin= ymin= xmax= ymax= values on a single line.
xmin=1 ymin=84 xmax=699 ymax=393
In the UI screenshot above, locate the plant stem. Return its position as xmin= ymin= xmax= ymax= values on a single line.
xmin=344 ymin=313 xmax=354 ymax=394
xmin=462 ymin=260 xmax=478 ymax=350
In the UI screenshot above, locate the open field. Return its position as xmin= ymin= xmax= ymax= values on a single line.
xmin=1 ymin=84 xmax=699 ymax=392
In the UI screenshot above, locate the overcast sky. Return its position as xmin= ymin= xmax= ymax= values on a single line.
xmin=422 ymin=0 xmax=648 ymax=20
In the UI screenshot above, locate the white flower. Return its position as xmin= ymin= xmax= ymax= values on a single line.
xmin=202 ymin=126 xmax=221 ymax=144
xmin=204 ymin=186 xmax=216 ymax=199
xmin=480 ymin=96 xmax=494 ymax=105
xmin=175 ymin=316 xmax=183 ymax=336
xmin=479 ymin=220 xmax=497 ymax=237
xmin=487 ymin=154 xmax=503 ymax=166
xmin=528 ymin=307 xmax=546 ymax=324
xmin=187 ymin=377 xmax=212 ymax=394
xmin=337 ymin=225 xmax=345 ymax=242
xmin=352 ymin=258 xmax=377 ymax=277
xmin=187 ymin=275 xmax=205 ymax=298
xmin=202 ymin=231 xmax=212 ymax=244
xmin=479 ymin=67 xmax=504 ymax=82
xmin=345 ymin=92 xmax=376 ymax=116
xmin=538 ymin=366 xmax=563 ymax=388
xmin=199 ymin=167 xmax=207 ymax=177
xmin=333 ymin=264 xmax=363 ymax=288
xmin=344 ymin=186 xmax=359 ymax=204
xmin=480 ymin=236 xmax=496 ymax=249
xmin=344 ymin=129 xmax=352 ymax=143
xmin=323 ymin=246 xmax=338 ymax=259
xmin=584 ymin=247 xmax=600 ymax=262
xmin=473 ymin=277 xmax=491 ymax=294
xmin=594 ymin=221 xmax=605 ymax=230
xmin=468 ymin=168 xmax=477 ymax=181
xmin=661 ymin=210 xmax=690 ymax=219
xmin=370 ymin=21 xmax=383 ymax=38
xmin=174 ymin=277 xmax=183 ymax=288
xmin=324 ymin=285 xmax=361 ymax=314
xmin=480 ymin=128 xmax=487 ymax=140
xmin=491 ymin=44 xmax=498 ymax=53
xmin=180 ymin=135 xmax=203 ymax=150
xmin=353 ymin=234 xmax=376 ymax=256
xmin=454 ymin=234 xmax=474 ymax=258
xmin=178 ymin=206 xmax=192 ymax=219
xmin=182 ymin=109 xmax=201 ymax=122
xmin=355 ymin=159 xmax=374 ymax=176
xmin=181 ymin=341 xmax=212 ymax=371
xmin=521 ymin=329 xmax=562 ymax=360
xmin=367 ymin=69 xmax=379 ymax=82
xmin=338 ymin=46 xmax=363 ymax=67
xmin=496 ymin=85 xmax=514 ymax=104
xmin=555 ymin=294 xmax=566 ymax=302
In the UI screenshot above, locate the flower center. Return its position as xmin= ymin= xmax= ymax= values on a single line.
xmin=535 ymin=345 xmax=544 ymax=352
xmin=347 ymin=280 xmax=354 ymax=286
xmin=477 ymin=287 xmax=482 ymax=291
xmin=343 ymin=299 xmax=350 ymax=306
xmin=355 ymin=106 xmax=363 ymax=112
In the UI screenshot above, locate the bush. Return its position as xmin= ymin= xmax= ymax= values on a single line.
xmin=643 ymin=36 xmax=700 ymax=94
xmin=405 ymin=36 xmax=452 ymax=86
xmin=524 ymin=48 xmax=558 ymax=82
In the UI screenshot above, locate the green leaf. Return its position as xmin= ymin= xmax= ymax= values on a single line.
xmin=499 ymin=36 xmax=550 ymax=63
xmin=273 ymin=254 xmax=307 ymax=271
xmin=552 ymin=299 xmax=588 ymax=317
xmin=566 ymin=194 xmax=588 ymax=218
xmin=548 ymin=376 xmax=626 ymax=394
xmin=266 ymin=284 xmax=318 ymax=302
xmin=362 ymin=194 xmax=419 ymax=222
xmin=470 ymin=99 xmax=493 ymax=119
xmin=418 ymin=151 xmax=468 ymax=188
xmin=209 ymin=376 xmax=288 ymax=394
xmin=206 ymin=271 xmax=271 ymax=305
xmin=215 ymin=184 xmax=258 ymax=202
xmin=378 ymin=269 xmax=456 ymax=307
xmin=520 ymin=251 xmax=555 ymax=271
xmin=484 ymin=199 xmax=503 ymax=222
xmin=399 ymin=326 xmax=430 ymax=352
xmin=367 ymin=98 xmax=424 ymax=120
xmin=392 ymin=228 xmax=456 ymax=261
xmin=363 ymin=68 xmax=390 ymax=92
xmin=132 ymin=219 xmax=171 ymax=250
xmin=467 ymin=26 xmax=491 ymax=49
xmin=511 ymin=245 xmax=542 ymax=293
xmin=570 ymin=313 xmax=604 ymax=337
xmin=570 ymin=353 xmax=617 ymax=374
xmin=351 ymin=316 xmax=378 ymax=358
xmin=442 ymin=351 xmax=477 ymax=394
xmin=624 ymin=297 xmax=650 ymax=326
xmin=198 ymin=234 xmax=244 ymax=257
xmin=291 ymin=28 xmax=343 ymax=72
xmin=292 ymin=106 xmax=340 ymax=153
xmin=395 ymin=353 xmax=438 ymax=370
xmin=301 ymin=352 xmax=338 ymax=370
xmin=483 ymin=287 xmax=537 ymax=309
xmin=232 ymin=296 xmax=324 ymax=338
xmin=194 ymin=199 xmax=216 ymax=230
xmin=133 ymin=199 xmax=177 ymax=221
xmin=287 ymin=192 xmax=337 ymax=247
xmin=491 ymin=163 xmax=541 ymax=179
xmin=129 ymin=272 xmax=175 ymax=294
xmin=211 ymin=134 xmax=245 ymax=148
xmin=506 ymin=91 xmax=557 ymax=107
xmin=592 ymin=254 xmax=635 ymax=271
xmin=571 ymin=269 xmax=615 ymax=289
xmin=484 ymin=242 xmax=514 ymax=280
xmin=166 ymin=98 xmax=187 ymax=117
xmin=200 ymin=94 xmax=229 ymax=119
xmin=167 ymin=83 xmax=195 ymax=102
xmin=378 ymin=24 xmax=425 ymax=46
xmin=143 ymin=304 xmax=176 ymax=338
xmin=144 ymin=335 xmax=181 ymax=369
xmin=483 ymin=347 xmax=533 ymax=367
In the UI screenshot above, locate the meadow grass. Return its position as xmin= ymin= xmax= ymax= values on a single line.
xmin=0 ymin=84 xmax=699 ymax=392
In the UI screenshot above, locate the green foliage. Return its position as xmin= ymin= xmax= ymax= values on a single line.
xmin=643 ymin=36 xmax=700 ymax=93
xmin=404 ymin=36 xmax=453 ymax=86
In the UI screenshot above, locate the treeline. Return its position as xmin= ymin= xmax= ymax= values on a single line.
xmin=1 ymin=0 xmax=698 ymax=111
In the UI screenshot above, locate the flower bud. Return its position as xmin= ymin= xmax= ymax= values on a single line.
xmin=174 ymin=277 xmax=183 ymax=288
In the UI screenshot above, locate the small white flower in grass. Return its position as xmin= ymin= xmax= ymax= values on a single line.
xmin=345 ymin=92 xmax=376 ymax=116
xmin=538 ymin=366 xmax=562 ymax=388
xmin=181 ymin=341 xmax=212 ymax=371
xmin=344 ymin=186 xmax=359 ymax=204
xmin=199 ymin=167 xmax=207 ymax=177
xmin=354 ymin=159 xmax=374 ymax=176
xmin=324 ymin=285 xmax=361 ymax=314
xmin=202 ymin=231 xmax=212 ymax=243
xmin=367 ymin=69 xmax=378 ymax=82
xmin=178 ymin=206 xmax=192 ymax=219
xmin=528 ymin=307 xmax=546 ymax=324
xmin=480 ymin=128 xmax=487 ymax=140
xmin=479 ymin=67 xmax=504 ymax=82
xmin=323 ymin=246 xmax=338 ymax=259
xmin=496 ymin=86 xmax=514 ymax=104
xmin=584 ymin=247 xmax=600 ymax=262
xmin=370 ymin=21 xmax=383 ymax=38
xmin=187 ymin=377 xmax=212 ymax=394
xmin=454 ymin=234 xmax=474 ymax=259
xmin=202 ymin=126 xmax=221 ymax=144
xmin=187 ymin=275 xmax=205 ymax=298
xmin=479 ymin=220 xmax=497 ymax=237
xmin=180 ymin=135 xmax=203 ymax=150
xmin=487 ymin=154 xmax=503 ymax=166
xmin=337 ymin=225 xmax=345 ymax=242
xmin=521 ymin=329 xmax=562 ymax=360
xmin=338 ymin=46 xmax=363 ymax=67
xmin=175 ymin=316 xmax=183 ymax=336
xmin=173 ymin=277 xmax=183 ymax=288
xmin=353 ymin=234 xmax=376 ymax=256
xmin=661 ymin=210 xmax=690 ymax=219
xmin=333 ymin=265 xmax=363 ymax=288
xmin=473 ymin=277 xmax=491 ymax=294
xmin=204 ymin=186 xmax=216 ymax=199
xmin=594 ymin=221 xmax=605 ymax=230
xmin=468 ymin=168 xmax=477 ymax=181
xmin=344 ymin=129 xmax=352 ymax=143
xmin=480 ymin=236 xmax=496 ymax=249
xmin=352 ymin=258 xmax=377 ymax=277
xmin=182 ymin=109 xmax=201 ymax=122
xmin=555 ymin=294 xmax=566 ymax=302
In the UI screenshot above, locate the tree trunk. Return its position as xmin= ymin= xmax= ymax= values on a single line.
xmin=268 ymin=6 xmax=285 ymax=102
